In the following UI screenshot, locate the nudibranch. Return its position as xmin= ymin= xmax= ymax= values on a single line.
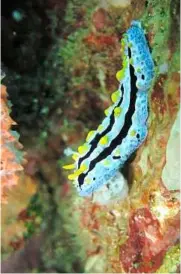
xmin=63 ymin=21 xmax=154 ymax=196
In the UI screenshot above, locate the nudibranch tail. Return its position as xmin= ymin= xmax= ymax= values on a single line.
xmin=63 ymin=20 xmax=154 ymax=197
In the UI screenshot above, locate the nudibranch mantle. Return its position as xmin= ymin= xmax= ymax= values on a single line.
xmin=63 ymin=21 xmax=154 ymax=196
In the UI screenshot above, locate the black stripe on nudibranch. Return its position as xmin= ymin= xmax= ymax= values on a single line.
xmin=113 ymin=156 xmax=121 ymax=159
xmin=128 ymin=47 xmax=131 ymax=59
xmin=78 ymin=52 xmax=137 ymax=187
xmin=77 ymin=85 xmax=124 ymax=168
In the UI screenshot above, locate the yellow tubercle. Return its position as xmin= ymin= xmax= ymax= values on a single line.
xmin=130 ymin=130 xmax=136 ymax=136
xmin=86 ymin=130 xmax=96 ymax=142
xmin=120 ymin=36 xmax=128 ymax=53
xmin=72 ymin=153 xmax=79 ymax=161
xmin=129 ymin=58 xmax=133 ymax=65
xmin=111 ymin=90 xmax=120 ymax=103
xmin=114 ymin=148 xmax=120 ymax=157
xmin=121 ymin=38 xmax=126 ymax=50
xmin=114 ymin=107 xmax=122 ymax=117
xmin=116 ymin=70 xmax=125 ymax=81
xmin=68 ymin=164 xmax=87 ymax=181
xmin=76 ymin=169 xmax=82 ymax=175
xmin=104 ymin=107 xmax=111 ymax=116
xmin=98 ymin=125 xmax=104 ymax=132
xmin=68 ymin=174 xmax=78 ymax=180
xmin=122 ymin=58 xmax=128 ymax=68
xmin=80 ymin=163 xmax=88 ymax=172
xmin=121 ymin=38 xmax=126 ymax=47
xmin=99 ymin=135 xmax=109 ymax=145
xmin=85 ymin=178 xmax=91 ymax=185
xmin=103 ymin=159 xmax=111 ymax=166
xmin=78 ymin=143 xmax=89 ymax=154
xmin=62 ymin=163 xmax=75 ymax=170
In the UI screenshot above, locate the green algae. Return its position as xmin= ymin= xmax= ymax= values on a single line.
xmin=40 ymin=182 xmax=87 ymax=273
xmin=141 ymin=0 xmax=179 ymax=78
xmin=156 ymin=245 xmax=180 ymax=273
xmin=64 ymin=0 xmax=96 ymax=27
xmin=60 ymin=29 xmax=90 ymax=85
xmin=23 ymin=193 xmax=43 ymax=240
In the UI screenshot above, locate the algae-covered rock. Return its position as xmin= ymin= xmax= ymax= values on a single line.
xmin=1 ymin=0 xmax=180 ymax=272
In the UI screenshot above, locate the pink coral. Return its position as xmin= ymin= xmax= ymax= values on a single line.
xmin=1 ymin=85 xmax=24 ymax=203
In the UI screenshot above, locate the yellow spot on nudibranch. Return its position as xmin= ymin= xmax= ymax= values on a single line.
xmin=114 ymin=149 xmax=120 ymax=157
xmin=121 ymin=38 xmax=126 ymax=47
xmin=68 ymin=174 xmax=78 ymax=180
xmin=104 ymin=107 xmax=111 ymax=116
xmin=122 ymin=58 xmax=128 ymax=68
xmin=121 ymin=37 xmax=127 ymax=50
xmin=62 ymin=164 xmax=75 ymax=170
xmin=72 ymin=153 xmax=79 ymax=161
xmin=99 ymin=135 xmax=109 ymax=145
xmin=86 ymin=130 xmax=96 ymax=142
xmin=80 ymin=163 xmax=88 ymax=171
xmin=85 ymin=178 xmax=91 ymax=185
xmin=116 ymin=52 xmax=129 ymax=81
xmin=98 ymin=125 xmax=104 ymax=132
xmin=103 ymin=159 xmax=111 ymax=166
xmin=114 ymin=107 xmax=122 ymax=117
xmin=129 ymin=58 xmax=133 ymax=65
xmin=111 ymin=90 xmax=120 ymax=103
xmin=116 ymin=69 xmax=125 ymax=81
xmin=68 ymin=164 xmax=87 ymax=180
xmin=78 ymin=144 xmax=89 ymax=154
xmin=130 ymin=130 xmax=136 ymax=136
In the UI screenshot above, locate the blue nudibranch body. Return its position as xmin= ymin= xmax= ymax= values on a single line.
xmin=63 ymin=21 xmax=154 ymax=196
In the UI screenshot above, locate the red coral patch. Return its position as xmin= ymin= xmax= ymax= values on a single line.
xmin=84 ymin=33 xmax=118 ymax=50
xmin=120 ymin=208 xmax=165 ymax=273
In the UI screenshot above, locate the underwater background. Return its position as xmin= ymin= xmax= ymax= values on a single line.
xmin=1 ymin=0 xmax=180 ymax=273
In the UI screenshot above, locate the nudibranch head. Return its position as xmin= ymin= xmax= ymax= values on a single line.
xmin=126 ymin=21 xmax=154 ymax=90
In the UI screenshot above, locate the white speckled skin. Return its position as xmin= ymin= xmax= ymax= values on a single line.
xmin=69 ymin=21 xmax=154 ymax=196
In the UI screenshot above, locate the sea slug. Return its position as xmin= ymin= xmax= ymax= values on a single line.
xmin=63 ymin=21 xmax=154 ymax=196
